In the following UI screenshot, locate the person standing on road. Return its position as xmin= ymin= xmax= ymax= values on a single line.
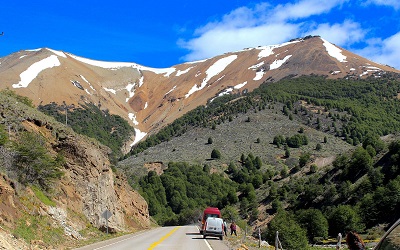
xmin=346 ymin=231 xmax=365 ymax=250
xmin=336 ymin=232 xmax=342 ymax=249
xmin=230 ymin=221 xmax=237 ymax=236
xmin=223 ymin=221 xmax=227 ymax=236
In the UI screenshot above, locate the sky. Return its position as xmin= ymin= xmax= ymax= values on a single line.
xmin=1 ymin=0 xmax=400 ymax=69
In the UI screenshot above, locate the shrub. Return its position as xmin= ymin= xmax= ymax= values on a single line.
xmin=13 ymin=132 xmax=64 ymax=191
xmin=0 ymin=124 xmax=8 ymax=146
xmin=211 ymin=149 xmax=221 ymax=159
xmin=263 ymin=210 xmax=309 ymax=250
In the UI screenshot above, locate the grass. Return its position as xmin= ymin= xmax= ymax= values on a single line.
xmin=31 ymin=185 xmax=56 ymax=206
xmin=13 ymin=214 xmax=66 ymax=247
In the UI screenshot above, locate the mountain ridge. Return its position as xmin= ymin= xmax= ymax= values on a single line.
xmin=1 ymin=36 xmax=399 ymax=150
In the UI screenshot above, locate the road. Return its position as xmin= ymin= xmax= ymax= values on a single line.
xmin=74 ymin=225 xmax=230 ymax=250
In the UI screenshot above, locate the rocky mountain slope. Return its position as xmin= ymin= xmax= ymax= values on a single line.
xmin=0 ymin=93 xmax=150 ymax=248
xmin=1 ymin=36 xmax=398 ymax=149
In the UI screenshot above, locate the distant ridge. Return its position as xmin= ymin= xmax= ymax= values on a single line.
xmin=0 ymin=36 xmax=399 ymax=148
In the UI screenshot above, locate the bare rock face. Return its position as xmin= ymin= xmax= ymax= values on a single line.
xmin=0 ymin=173 xmax=20 ymax=228
xmin=54 ymin=133 xmax=150 ymax=232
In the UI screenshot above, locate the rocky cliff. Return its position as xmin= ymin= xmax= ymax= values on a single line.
xmin=0 ymin=93 xmax=150 ymax=248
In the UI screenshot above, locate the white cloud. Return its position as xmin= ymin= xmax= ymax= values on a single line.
xmin=272 ymin=0 xmax=348 ymax=21
xmin=356 ymin=32 xmax=400 ymax=69
xmin=365 ymin=0 xmax=400 ymax=9
xmin=179 ymin=23 xmax=298 ymax=61
xmin=178 ymin=0 xmax=399 ymax=70
xmin=179 ymin=0 xmax=349 ymax=62
xmin=306 ymin=20 xmax=365 ymax=46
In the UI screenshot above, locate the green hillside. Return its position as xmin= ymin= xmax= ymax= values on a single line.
xmin=119 ymin=74 xmax=400 ymax=249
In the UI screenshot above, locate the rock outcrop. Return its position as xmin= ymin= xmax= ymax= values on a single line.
xmin=0 ymin=93 xmax=150 ymax=248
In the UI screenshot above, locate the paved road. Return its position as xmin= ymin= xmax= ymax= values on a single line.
xmin=74 ymin=225 xmax=229 ymax=250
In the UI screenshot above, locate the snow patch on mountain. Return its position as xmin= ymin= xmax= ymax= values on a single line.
xmin=270 ymin=55 xmax=292 ymax=70
xmin=185 ymin=55 xmax=238 ymax=98
xmin=12 ymin=55 xmax=60 ymax=88
xmin=176 ymin=67 xmax=194 ymax=76
xmin=256 ymin=41 xmax=299 ymax=60
xmin=257 ymin=46 xmax=274 ymax=60
xmin=254 ymin=70 xmax=265 ymax=81
xmin=138 ymin=76 xmax=144 ymax=88
xmin=128 ymin=113 xmax=139 ymax=126
xmin=104 ymin=87 xmax=117 ymax=94
xmin=127 ymin=112 xmax=147 ymax=145
xmin=25 ymin=48 xmax=41 ymax=52
xmin=68 ymin=53 xmax=175 ymax=75
xmin=165 ymin=86 xmax=177 ymax=96
xmin=125 ymin=83 xmax=136 ymax=102
xmin=184 ymin=58 xmax=208 ymax=64
xmin=212 ymin=81 xmax=248 ymax=102
xmin=47 ymin=48 xmax=67 ymax=58
xmin=69 ymin=54 xmax=136 ymax=68
xmin=366 ymin=66 xmax=381 ymax=70
xmin=249 ymin=61 xmax=266 ymax=81
xmin=131 ymin=128 xmax=147 ymax=146
xmin=248 ymin=61 xmax=265 ymax=70
xmin=321 ymin=38 xmax=347 ymax=63
xmin=234 ymin=81 xmax=247 ymax=89
xmin=79 ymin=75 xmax=96 ymax=91
xmin=163 ymin=68 xmax=176 ymax=77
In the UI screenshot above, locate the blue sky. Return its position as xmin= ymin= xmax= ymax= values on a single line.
xmin=1 ymin=0 xmax=400 ymax=69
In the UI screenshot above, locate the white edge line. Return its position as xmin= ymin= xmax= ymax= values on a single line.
xmin=93 ymin=231 xmax=150 ymax=250
xmin=196 ymin=225 xmax=213 ymax=250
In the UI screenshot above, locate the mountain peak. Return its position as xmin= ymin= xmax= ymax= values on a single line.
xmin=1 ymin=37 xmax=399 ymax=146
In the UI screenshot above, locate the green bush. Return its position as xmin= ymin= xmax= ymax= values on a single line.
xmin=263 ymin=210 xmax=309 ymax=250
xmin=296 ymin=209 xmax=328 ymax=242
xmin=0 ymin=124 xmax=8 ymax=146
xmin=211 ymin=149 xmax=221 ymax=159
xmin=13 ymin=132 xmax=64 ymax=191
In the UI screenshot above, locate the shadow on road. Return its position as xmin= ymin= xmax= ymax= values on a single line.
xmin=186 ymin=232 xmax=201 ymax=236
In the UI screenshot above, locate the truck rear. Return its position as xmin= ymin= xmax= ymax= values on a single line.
xmin=199 ymin=207 xmax=221 ymax=234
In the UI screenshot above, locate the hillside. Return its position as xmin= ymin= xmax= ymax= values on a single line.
xmin=118 ymin=75 xmax=400 ymax=249
xmin=0 ymin=90 xmax=151 ymax=249
xmin=118 ymin=98 xmax=353 ymax=179
xmin=1 ymin=36 xmax=399 ymax=149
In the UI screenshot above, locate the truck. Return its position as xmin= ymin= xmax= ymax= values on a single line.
xmin=199 ymin=207 xmax=221 ymax=234
xmin=203 ymin=217 xmax=224 ymax=240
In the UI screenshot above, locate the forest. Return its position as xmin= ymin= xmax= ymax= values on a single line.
xmin=38 ymin=102 xmax=135 ymax=162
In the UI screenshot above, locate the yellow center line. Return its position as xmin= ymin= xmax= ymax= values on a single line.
xmin=147 ymin=226 xmax=180 ymax=250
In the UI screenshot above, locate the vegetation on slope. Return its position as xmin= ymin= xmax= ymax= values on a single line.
xmin=38 ymin=102 xmax=135 ymax=161
xmin=128 ymin=74 xmax=400 ymax=157
xmin=128 ymin=74 xmax=400 ymax=249
xmin=0 ymin=90 xmax=66 ymax=193
xmin=138 ymin=138 xmax=399 ymax=248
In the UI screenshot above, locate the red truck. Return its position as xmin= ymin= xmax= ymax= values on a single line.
xmin=199 ymin=207 xmax=221 ymax=234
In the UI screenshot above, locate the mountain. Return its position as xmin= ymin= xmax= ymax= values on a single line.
xmin=0 ymin=36 xmax=399 ymax=150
